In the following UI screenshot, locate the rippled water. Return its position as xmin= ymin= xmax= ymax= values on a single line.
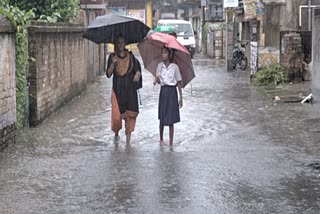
xmin=0 ymin=55 xmax=319 ymax=214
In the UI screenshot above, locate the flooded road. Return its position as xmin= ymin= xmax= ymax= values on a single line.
xmin=1 ymin=54 xmax=320 ymax=214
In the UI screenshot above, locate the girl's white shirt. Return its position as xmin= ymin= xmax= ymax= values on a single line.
xmin=156 ymin=62 xmax=182 ymax=86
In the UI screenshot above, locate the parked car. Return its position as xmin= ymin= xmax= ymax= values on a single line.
xmin=157 ymin=19 xmax=196 ymax=57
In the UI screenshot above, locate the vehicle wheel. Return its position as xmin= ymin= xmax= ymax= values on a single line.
xmin=232 ymin=52 xmax=238 ymax=64
xmin=240 ymin=56 xmax=248 ymax=70
xmin=236 ymin=60 xmax=242 ymax=70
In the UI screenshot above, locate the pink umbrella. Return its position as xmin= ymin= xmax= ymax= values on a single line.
xmin=137 ymin=32 xmax=195 ymax=88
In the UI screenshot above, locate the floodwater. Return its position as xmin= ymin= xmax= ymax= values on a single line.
xmin=0 ymin=54 xmax=320 ymax=214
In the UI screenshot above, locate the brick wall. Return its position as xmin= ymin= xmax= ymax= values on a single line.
xmin=0 ymin=17 xmax=16 ymax=150
xmin=28 ymin=23 xmax=88 ymax=126
xmin=280 ymin=33 xmax=304 ymax=81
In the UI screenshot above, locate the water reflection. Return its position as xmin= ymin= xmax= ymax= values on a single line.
xmin=156 ymin=152 xmax=186 ymax=211
xmin=277 ymin=171 xmax=320 ymax=213
xmin=107 ymin=144 xmax=140 ymax=212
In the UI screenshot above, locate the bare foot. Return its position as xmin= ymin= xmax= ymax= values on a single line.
xmin=114 ymin=134 xmax=120 ymax=143
xmin=159 ymin=140 xmax=165 ymax=147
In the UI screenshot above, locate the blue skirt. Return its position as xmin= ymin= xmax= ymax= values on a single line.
xmin=158 ymin=85 xmax=180 ymax=126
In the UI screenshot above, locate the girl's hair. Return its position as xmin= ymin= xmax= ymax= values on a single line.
xmin=161 ymin=46 xmax=174 ymax=63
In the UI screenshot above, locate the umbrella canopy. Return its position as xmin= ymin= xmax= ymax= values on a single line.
xmin=82 ymin=14 xmax=150 ymax=44
xmin=137 ymin=32 xmax=195 ymax=88
xmin=153 ymin=26 xmax=176 ymax=33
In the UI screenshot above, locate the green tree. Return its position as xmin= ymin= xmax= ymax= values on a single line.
xmin=8 ymin=0 xmax=79 ymax=23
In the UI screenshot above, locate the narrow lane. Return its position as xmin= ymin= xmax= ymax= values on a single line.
xmin=0 ymin=54 xmax=319 ymax=214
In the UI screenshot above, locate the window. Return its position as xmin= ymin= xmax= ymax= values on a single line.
xmin=206 ymin=3 xmax=224 ymax=22
xmin=166 ymin=23 xmax=193 ymax=37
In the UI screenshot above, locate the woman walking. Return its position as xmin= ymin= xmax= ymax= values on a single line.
xmin=106 ymin=35 xmax=142 ymax=144
xmin=154 ymin=47 xmax=183 ymax=147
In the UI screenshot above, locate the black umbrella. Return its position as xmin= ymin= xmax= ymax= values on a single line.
xmin=82 ymin=14 xmax=150 ymax=44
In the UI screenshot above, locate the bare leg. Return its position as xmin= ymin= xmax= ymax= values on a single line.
xmin=126 ymin=132 xmax=131 ymax=144
xmin=159 ymin=124 xmax=164 ymax=146
xmin=114 ymin=132 xmax=120 ymax=142
xmin=169 ymin=125 xmax=174 ymax=146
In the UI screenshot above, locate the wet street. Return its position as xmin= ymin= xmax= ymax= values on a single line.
xmin=1 ymin=54 xmax=320 ymax=214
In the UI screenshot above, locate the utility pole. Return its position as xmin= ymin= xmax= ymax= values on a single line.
xmin=202 ymin=5 xmax=205 ymax=53
xmin=225 ymin=10 xmax=234 ymax=72
xmin=202 ymin=6 xmax=205 ymax=30
xmin=223 ymin=0 xmax=238 ymax=72
xmin=308 ymin=0 xmax=312 ymax=31
xmin=201 ymin=0 xmax=207 ymax=54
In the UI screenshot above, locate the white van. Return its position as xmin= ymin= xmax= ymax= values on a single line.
xmin=157 ymin=19 xmax=196 ymax=57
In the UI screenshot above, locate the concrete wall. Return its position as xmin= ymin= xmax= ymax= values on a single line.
xmin=0 ymin=17 xmax=16 ymax=150
xmin=264 ymin=2 xmax=298 ymax=47
xmin=264 ymin=5 xmax=282 ymax=48
xmin=312 ymin=9 xmax=320 ymax=102
xmin=28 ymin=23 xmax=89 ymax=126
xmin=281 ymin=0 xmax=320 ymax=31
xmin=264 ymin=0 xmax=320 ymax=48
xmin=84 ymin=11 xmax=105 ymax=84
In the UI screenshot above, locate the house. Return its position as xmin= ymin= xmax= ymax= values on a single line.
xmin=79 ymin=0 xmax=107 ymax=26
xmin=229 ymin=0 xmax=319 ymax=79
xmin=179 ymin=0 xmax=225 ymax=55
xmin=105 ymin=0 xmax=146 ymax=23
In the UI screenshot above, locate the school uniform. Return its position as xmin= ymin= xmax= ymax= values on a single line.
xmin=156 ymin=62 xmax=182 ymax=126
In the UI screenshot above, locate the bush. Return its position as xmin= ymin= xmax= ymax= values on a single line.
xmin=8 ymin=0 xmax=79 ymax=23
xmin=252 ymin=64 xmax=288 ymax=86
xmin=0 ymin=0 xmax=8 ymax=7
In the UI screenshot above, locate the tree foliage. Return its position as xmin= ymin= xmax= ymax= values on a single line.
xmin=0 ymin=0 xmax=9 ymax=8
xmin=8 ymin=0 xmax=79 ymax=23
